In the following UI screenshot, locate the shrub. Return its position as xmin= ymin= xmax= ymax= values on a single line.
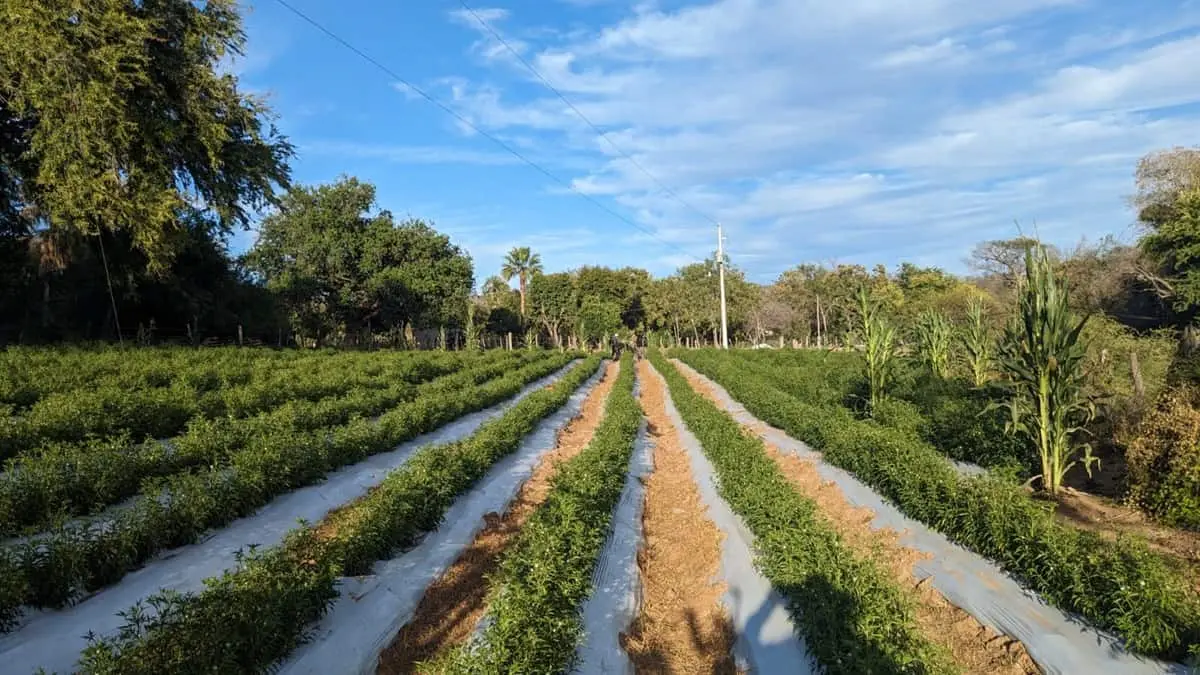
xmin=1125 ymin=387 xmax=1200 ymax=530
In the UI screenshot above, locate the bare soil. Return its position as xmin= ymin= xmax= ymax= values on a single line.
xmin=621 ymin=359 xmax=738 ymax=674
xmin=1053 ymin=488 xmax=1200 ymax=568
xmin=375 ymin=360 xmax=620 ymax=674
xmin=676 ymin=361 xmax=1040 ymax=675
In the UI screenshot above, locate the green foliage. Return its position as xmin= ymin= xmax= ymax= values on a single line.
xmin=501 ymin=246 xmax=543 ymax=317
xmin=246 ymin=178 xmax=473 ymax=344
xmin=1125 ymin=387 xmax=1200 ymax=530
xmin=1139 ymin=188 xmax=1200 ymax=312
xmin=0 ymin=352 xmax=573 ymax=628
xmin=0 ymin=351 xmax=470 ymax=535
xmin=577 ymin=296 xmax=622 ymax=345
xmin=996 ymin=244 xmax=1096 ymax=495
xmin=858 ymin=286 xmax=898 ymax=413
xmin=960 ymin=297 xmax=994 ymax=387
xmin=680 ymin=350 xmax=1200 ymax=659
xmin=914 ymin=311 xmax=954 ymax=378
xmin=653 ymin=351 xmax=956 ymax=674
xmin=0 ymin=0 xmax=292 ymax=268
xmin=77 ymin=356 xmax=603 ymax=674
xmin=443 ymin=354 xmax=639 ymax=674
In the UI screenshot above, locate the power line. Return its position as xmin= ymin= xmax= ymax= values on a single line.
xmin=270 ymin=0 xmax=706 ymax=263
xmin=456 ymin=0 xmax=723 ymax=230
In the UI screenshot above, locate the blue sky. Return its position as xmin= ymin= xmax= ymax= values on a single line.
xmin=231 ymin=0 xmax=1200 ymax=285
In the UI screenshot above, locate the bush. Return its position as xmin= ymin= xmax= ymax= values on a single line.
xmin=1125 ymin=387 xmax=1200 ymax=530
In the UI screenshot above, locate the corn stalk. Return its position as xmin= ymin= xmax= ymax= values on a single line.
xmin=915 ymin=311 xmax=954 ymax=378
xmin=996 ymin=244 xmax=1097 ymax=495
xmin=857 ymin=286 xmax=897 ymax=414
xmin=960 ymin=297 xmax=992 ymax=386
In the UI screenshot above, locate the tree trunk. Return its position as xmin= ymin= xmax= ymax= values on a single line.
xmin=519 ymin=273 xmax=527 ymax=317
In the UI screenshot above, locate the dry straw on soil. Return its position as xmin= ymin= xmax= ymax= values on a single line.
xmin=376 ymin=360 xmax=621 ymax=674
xmin=620 ymin=359 xmax=738 ymax=674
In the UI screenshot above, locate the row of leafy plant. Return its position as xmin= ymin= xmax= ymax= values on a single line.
xmin=0 ymin=349 xmax=469 ymax=459
xmin=651 ymin=351 xmax=957 ymax=674
xmin=438 ymin=352 xmax=641 ymax=674
xmin=677 ymin=349 xmax=1200 ymax=660
xmin=0 ymin=352 xmax=575 ymax=630
xmin=728 ymin=350 xmax=1029 ymax=474
xmin=0 ymin=350 xmax=528 ymax=535
xmin=75 ymin=356 xmax=605 ymax=674
xmin=0 ymin=346 xmax=313 ymax=409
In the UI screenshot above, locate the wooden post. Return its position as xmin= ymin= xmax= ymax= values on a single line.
xmin=238 ymin=324 xmax=244 ymax=346
xmin=1131 ymin=351 xmax=1146 ymax=401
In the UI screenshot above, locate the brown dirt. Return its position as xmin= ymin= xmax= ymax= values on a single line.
xmin=375 ymin=360 xmax=621 ymax=674
xmin=1053 ymin=488 xmax=1200 ymax=568
xmin=620 ymin=360 xmax=738 ymax=675
xmin=674 ymin=360 xmax=1041 ymax=675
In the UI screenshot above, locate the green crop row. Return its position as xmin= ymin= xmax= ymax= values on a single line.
xmin=0 ymin=350 xmax=469 ymax=460
xmin=0 ymin=350 xmax=526 ymax=536
xmin=677 ymin=349 xmax=1200 ymax=660
xmin=0 ymin=346 xmax=305 ymax=409
xmin=0 ymin=352 xmax=575 ymax=630
xmin=76 ymin=356 xmax=604 ymax=675
xmin=439 ymin=353 xmax=640 ymax=674
xmin=652 ymin=351 xmax=956 ymax=674
xmin=727 ymin=350 xmax=1029 ymax=473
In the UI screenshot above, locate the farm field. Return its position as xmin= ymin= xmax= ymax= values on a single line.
xmin=1 ymin=345 xmax=1197 ymax=674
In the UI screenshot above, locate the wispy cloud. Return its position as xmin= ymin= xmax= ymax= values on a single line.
xmin=422 ymin=0 xmax=1200 ymax=278
xmin=300 ymin=140 xmax=521 ymax=166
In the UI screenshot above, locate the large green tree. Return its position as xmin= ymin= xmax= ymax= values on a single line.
xmin=246 ymin=177 xmax=473 ymax=345
xmin=0 ymin=0 xmax=291 ymax=268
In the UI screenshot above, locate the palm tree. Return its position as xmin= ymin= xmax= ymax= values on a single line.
xmin=501 ymin=246 xmax=542 ymax=317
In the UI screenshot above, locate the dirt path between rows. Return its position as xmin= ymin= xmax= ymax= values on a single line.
xmin=676 ymin=362 xmax=1041 ymax=675
xmin=375 ymin=360 xmax=620 ymax=675
xmin=620 ymin=359 xmax=738 ymax=674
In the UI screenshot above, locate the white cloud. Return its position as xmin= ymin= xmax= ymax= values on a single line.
xmin=430 ymin=0 xmax=1200 ymax=277
xmin=874 ymin=38 xmax=971 ymax=69
xmin=300 ymin=140 xmax=521 ymax=166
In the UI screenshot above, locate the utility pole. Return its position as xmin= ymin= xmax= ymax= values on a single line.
xmin=717 ymin=223 xmax=729 ymax=349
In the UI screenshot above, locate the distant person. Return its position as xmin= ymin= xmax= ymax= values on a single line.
xmin=634 ymin=330 xmax=646 ymax=360
xmin=610 ymin=333 xmax=622 ymax=359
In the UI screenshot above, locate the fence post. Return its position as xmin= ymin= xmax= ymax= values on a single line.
xmin=238 ymin=324 xmax=244 ymax=346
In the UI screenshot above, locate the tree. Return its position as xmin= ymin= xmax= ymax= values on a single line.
xmin=968 ymin=237 xmax=1052 ymax=287
xmin=1139 ymin=189 xmax=1200 ymax=313
xmin=246 ymin=177 xmax=472 ymax=345
xmin=501 ymin=247 xmax=542 ymax=317
xmin=578 ymin=296 xmax=622 ymax=347
xmin=528 ymin=272 xmax=575 ymax=348
xmin=0 ymin=0 xmax=292 ymax=270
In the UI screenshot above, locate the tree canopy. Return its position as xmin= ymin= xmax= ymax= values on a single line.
xmin=0 ymin=0 xmax=292 ymax=269
xmin=246 ymin=177 xmax=473 ymax=345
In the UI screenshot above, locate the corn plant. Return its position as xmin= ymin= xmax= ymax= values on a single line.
xmin=914 ymin=311 xmax=954 ymax=378
xmin=995 ymin=244 xmax=1096 ymax=495
xmin=960 ymin=297 xmax=993 ymax=387
xmin=857 ymin=286 xmax=897 ymax=414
